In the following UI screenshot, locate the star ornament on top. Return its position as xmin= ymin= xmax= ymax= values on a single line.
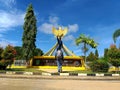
xmin=52 ymin=27 xmax=68 ymax=38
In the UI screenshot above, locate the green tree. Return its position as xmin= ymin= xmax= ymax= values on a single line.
xmin=95 ymin=49 xmax=99 ymax=59
xmin=0 ymin=47 xmax=3 ymax=60
xmin=22 ymin=4 xmax=37 ymax=61
xmin=75 ymin=34 xmax=98 ymax=63
xmin=107 ymin=45 xmax=120 ymax=69
xmin=0 ymin=47 xmax=5 ymax=69
xmin=2 ymin=45 xmax=16 ymax=60
xmin=2 ymin=45 xmax=16 ymax=68
xmin=104 ymin=48 xmax=108 ymax=59
xmin=34 ymin=48 xmax=44 ymax=56
xmin=14 ymin=46 xmax=23 ymax=60
xmin=87 ymin=52 xmax=97 ymax=62
xmin=107 ymin=44 xmax=120 ymax=59
xmin=14 ymin=46 xmax=44 ymax=59
xmin=113 ymin=29 xmax=120 ymax=43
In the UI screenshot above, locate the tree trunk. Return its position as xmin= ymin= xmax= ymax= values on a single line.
xmin=84 ymin=43 xmax=87 ymax=63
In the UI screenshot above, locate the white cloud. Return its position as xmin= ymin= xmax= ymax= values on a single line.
xmin=49 ymin=16 xmax=59 ymax=24
xmin=84 ymin=24 xmax=120 ymax=57
xmin=38 ymin=23 xmax=53 ymax=34
xmin=38 ymin=16 xmax=60 ymax=34
xmin=0 ymin=0 xmax=23 ymax=48
xmin=0 ymin=41 xmax=10 ymax=48
xmin=38 ymin=16 xmax=79 ymax=35
xmin=63 ymin=35 xmax=75 ymax=41
xmin=0 ymin=0 xmax=25 ymax=33
xmin=0 ymin=10 xmax=25 ymax=32
xmin=63 ymin=35 xmax=77 ymax=47
xmin=88 ymin=24 xmax=120 ymax=36
xmin=0 ymin=39 xmax=18 ymax=48
xmin=74 ymin=49 xmax=82 ymax=54
xmin=0 ymin=0 xmax=16 ymax=8
xmin=68 ymin=24 xmax=79 ymax=33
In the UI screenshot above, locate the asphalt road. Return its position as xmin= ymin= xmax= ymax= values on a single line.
xmin=0 ymin=78 xmax=120 ymax=90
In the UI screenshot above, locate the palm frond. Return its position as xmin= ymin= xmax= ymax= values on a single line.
xmin=113 ymin=29 xmax=120 ymax=43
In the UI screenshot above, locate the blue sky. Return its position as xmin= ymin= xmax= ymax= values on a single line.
xmin=0 ymin=0 xmax=120 ymax=56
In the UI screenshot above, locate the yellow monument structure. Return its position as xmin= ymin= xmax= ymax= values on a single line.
xmin=29 ymin=26 xmax=85 ymax=70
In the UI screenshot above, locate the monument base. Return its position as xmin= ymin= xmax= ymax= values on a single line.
xmin=32 ymin=66 xmax=86 ymax=71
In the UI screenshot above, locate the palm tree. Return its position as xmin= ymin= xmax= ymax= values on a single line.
xmin=75 ymin=34 xmax=98 ymax=63
xmin=113 ymin=29 xmax=120 ymax=43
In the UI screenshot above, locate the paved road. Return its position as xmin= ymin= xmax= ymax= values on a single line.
xmin=0 ymin=78 xmax=120 ymax=90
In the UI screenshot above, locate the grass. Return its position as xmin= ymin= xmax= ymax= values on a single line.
xmin=0 ymin=68 xmax=120 ymax=74
xmin=60 ymin=70 xmax=120 ymax=74
xmin=63 ymin=70 xmax=93 ymax=74
xmin=0 ymin=68 xmax=47 ymax=73
xmin=43 ymin=69 xmax=118 ymax=74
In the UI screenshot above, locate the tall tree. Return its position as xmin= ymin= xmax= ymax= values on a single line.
xmin=22 ymin=4 xmax=37 ymax=60
xmin=14 ymin=46 xmax=23 ymax=60
xmin=113 ymin=29 xmax=120 ymax=43
xmin=104 ymin=48 xmax=108 ymax=59
xmin=75 ymin=34 xmax=98 ymax=63
xmin=95 ymin=49 xmax=99 ymax=59
xmin=0 ymin=47 xmax=3 ymax=60
xmin=14 ymin=46 xmax=43 ymax=59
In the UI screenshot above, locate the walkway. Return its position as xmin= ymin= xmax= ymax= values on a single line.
xmin=0 ymin=78 xmax=120 ymax=90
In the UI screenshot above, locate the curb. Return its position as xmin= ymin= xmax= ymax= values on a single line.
xmin=0 ymin=75 xmax=120 ymax=80
xmin=0 ymin=71 xmax=120 ymax=77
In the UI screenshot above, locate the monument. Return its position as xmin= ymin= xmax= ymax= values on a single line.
xmin=30 ymin=27 xmax=85 ymax=70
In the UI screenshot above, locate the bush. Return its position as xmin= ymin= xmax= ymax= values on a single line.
xmin=107 ymin=47 xmax=120 ymax=59
xmin=90 ymin=59 xmax=109 ymax=72
xmin=109 ymin=58 xmax=120 ymax=67
xmin=0 ymin=60 xmax=9 ymax=70
xmin=107 ymin=46 xmax=120 ymax=68
xmin=87 ymin=52 xmax=97 ymax=62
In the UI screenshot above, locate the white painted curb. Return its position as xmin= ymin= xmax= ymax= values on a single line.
xmin=96 ymin=74 xmax=104 ymax=77
xmin=78 ymin=73 xmax=87 ymax=76
xmin=24 ymin=72 xmax=33 ymax=75
xmin=6 ymin=72 xmax=16 ymax=74
xmin=42 ymin=73 xmax=51 ymax=76
xmin=112 ymin=74 xmax=119 ymax=77
xmin=60 ymin=73 xmax=69 ymax=76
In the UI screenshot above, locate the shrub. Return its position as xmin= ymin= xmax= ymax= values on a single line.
xmin=2 ymin=45 xmax=16 ymax=60
xmin=109 ymin=58 xmax=120 ymax=67
xmin=87 ymin=52 xmax=97 ymax=62
xmin=107 ymin=45 xmax=120 ymax=68
xmin=90 ymin=59 xmax=109 ymax=72
xmin=107 ymin=47 xmax=120 ymax=59
xmin=0 ymin=60 xmax=9 ymax=70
